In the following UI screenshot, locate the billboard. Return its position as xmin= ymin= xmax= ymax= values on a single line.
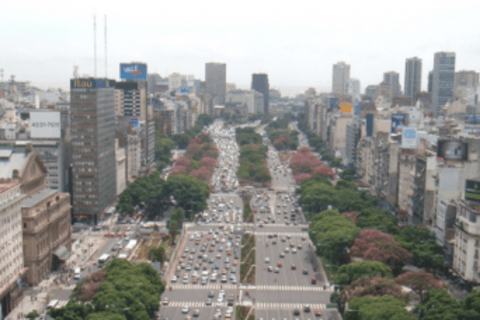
xmin=70 ymin=79 xmax=115 ymax=89
xmin=391 ymin=113 xmax=408 ymax=134
xmin=340 ymin=101 xmax=352 ymax=113
xmin=120 ymin=63 xmax=147 ymax=80
xmin=178 ymin=86 xmax=190 ymax=95
xmin=401 ymin=127 xmax=418 ymax=149
xmin=437 ymin=140 xmax=469 ymax=161
xmin=366 ymin=113 xmax=374 ymax=137
xmin=465 ymin=179 xmax=480 ymax=203
xmin=329 ymin=97 xmax=338 ymax=109
xmin=30 ymin=111 xmax=61 ymax=138
xmin=353 ymin=102 xmax=361 ymax=117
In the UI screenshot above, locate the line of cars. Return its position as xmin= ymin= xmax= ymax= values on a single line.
xmin=171 ymin=229 xmax=241 ymax=285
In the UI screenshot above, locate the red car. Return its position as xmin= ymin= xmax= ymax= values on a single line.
xmin=226 ymin=249 xmax=232 ymax=256
xmin=209 ymin=247 xmax=214 ymax=252
xmin=206 ymin=236 xmax=211 ymax=241
xmin=195 ymin=240 xmax=200 ymax=245
xmin=277 ymin=262 xmax=283 ymax=268
xmin=192 ymin=278 xmax=198 ymax=284
xmin=314 ymin=309 xmax=322 ymax=316
xmin=232 ymin=260 xmax=238 ymax=266
xmin=291 ymin=264 xmax=296 ymax=270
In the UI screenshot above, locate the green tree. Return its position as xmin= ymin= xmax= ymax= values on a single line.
xmin=166 ymin=174 xmax=209 ymax=218
xmin=170 ymin=207 xmax=185 ymax=227
xmin=346 ymin=295 xmax=416 ymax=320
xmin=414 ymin=289 xmax=463 ymax=320
xmin=172 ymin=133 xmax=192 ymax=149
xmin=168 ymin=220 xmax=179 ymax=245
xmin=356 ymin=208 xmax=399 ymax=235
xmin=334 ymin=261 xmax=393 ymax=285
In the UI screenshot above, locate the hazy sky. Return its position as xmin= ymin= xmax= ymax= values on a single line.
xmin=2 ymin=0 xmax=480 ymax=96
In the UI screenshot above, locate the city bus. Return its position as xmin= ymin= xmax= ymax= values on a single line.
xmin=98 ymin=253 xmax=111 ymax=267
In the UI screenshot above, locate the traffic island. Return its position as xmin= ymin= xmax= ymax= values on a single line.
xmin=242 ymin=195 xmax=254 ymax=223
xmin=236 ymin=305 xmax=255 ymax=320
xmin=241 ymin=233 xmax=256 ymax=285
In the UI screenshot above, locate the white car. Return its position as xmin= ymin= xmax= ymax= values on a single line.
xmin=182 ymin=306 xmax=190 ymax=313
xmin=265 ymin=257 xmax=270 ymax=263
xmin=171 ymin=275 xmax=177 ymax=282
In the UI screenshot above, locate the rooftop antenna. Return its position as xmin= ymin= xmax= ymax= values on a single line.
xmin=104 ymin=15 xmax=107 ymax=78
xmin=94 ymin=15 xmax=97 ymax=77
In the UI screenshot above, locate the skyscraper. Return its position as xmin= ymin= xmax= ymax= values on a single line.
xmin=251 ymin=73 xmax=269 ymax=114
xmin=404 ymin=57 xmax=422 ymax=100
xmin=383 ymin=71 xmax=401 ymax=98
xmin=205 ymin=62 xmax=226 ymax=113
xmin=332 ymin=62 xmax=350 ymax=96
xmin=428 ymin=71 xmax=433 ymax=93
xmin=346 ymin=78 xmax=361 ymax=101
xmin=70 ymin=78 xmax=117 ymax=224
xmin=432 ymin=52 xmax=456 ymax=116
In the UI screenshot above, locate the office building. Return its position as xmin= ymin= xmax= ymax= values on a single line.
xmin=404 ymin=57 xmax=422 ymax=100
xmin=251 ymin=74 xmax=270 ymax=114
xmin=432 ymin=52 xmax=456 ymax=116
xmin=226 ymin=90 xmax=264 ymax=114
xmin=346 ymin=78 xmax=361 ymax=101
xmin=383 ymin=71 xmax=401 ymax=98
xmin=365 ymin=85 xmax=378 ymax=101
xmin=332 ymin=62 xmax=350 ymax=96
xmin=70 ymin=78 xmax=116 ymax=224
xmin=205 ymin=63 xmax=227 ymax=112
xmin=454 ymin=70 xmax=479 ymax=105
xmin=428 ymin=71 xmax=433 ymax=93
xmin=0 ymin=182 xmax=24 ymax=319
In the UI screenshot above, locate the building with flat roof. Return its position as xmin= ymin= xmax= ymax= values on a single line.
xmin=205 ymin=63 xmax=227 ymax=113
xmin=404 ymin=57 xmax=422 ymax=100
xmin=70 ymin=78 xmax=116 ymax=224
xmin=332 ymin=62 xmax=350 ymax=96
xmin=251 ymin=73 xmax=269 ymax=114
xmin=432 ymin=52 xmax=456 ymax=116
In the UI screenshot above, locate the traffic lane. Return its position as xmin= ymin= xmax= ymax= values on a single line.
xmin=255 ymin=290 xmax=330 ymax=304
xmin=258 ymin=226 xmax=306 ymax=233
xmin=82 ymin=237 xmax=118 ymax=276
xmin=278 ymin=237 xmax=317 ymax=287
xmin=256 ymin=309 xmax=311 ymax=320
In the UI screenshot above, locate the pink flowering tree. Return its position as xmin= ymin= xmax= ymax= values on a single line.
xmin=294 ymin=173 xmax=312 ymax=184
xmin=199 ymin=157 xmax=218 ymax=167
xmin=175 ymin=157 xmax=191 ymax=167
xmin=312 ymin=164 xmax=336 ymax=179
xmin=396 ymin=271 xmax=444 ymax=302
xmin=290 ymin=149 xmax=322 ymax=174
xmin=350 ymin=229 xmax=413 ymax=274
xmin=188 ymin=137 xmax=202 ymax=146
xmin=170 ymin=165 xmax=187 ymax=175
xmin=189 ymin=166 xmax=209 ymax=182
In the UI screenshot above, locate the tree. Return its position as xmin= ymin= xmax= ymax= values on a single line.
xmin=167 ymin=174 xmax=209 ymax=218
xmin=340 ymin=275 xmax=410 ymax=312
xmin=356 ymin=208 xmax=399 ymax=235
xmin=149 ymin=245 xmax=166 ymax=264
xmin=168 ymin=220 xmax=179 ymax=245
xmin=346 ymin=295 xmax=416 ymax=320
xmin=350 ymin=229 xmax=413 ymax=275
xmin=170 ymin=207 xmax=185 ymax=227
xmin=396 ymin=271 xmax=444 ymax=302
xmin=172 ymin=133 xmax=192 ymax=149
xmin=334 ymin=261 xmax=393 ymax=286
xmin=414 ymin=288 xmax=463 ymax=320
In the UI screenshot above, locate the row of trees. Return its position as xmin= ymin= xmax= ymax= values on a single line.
xmin=116 ymin=172 xmax=209 ymax=220
xmin=265 ymin=113 xmax=299 ymax=151
xmin=154 ymin=131 xmax=175 ymax=172
xmin=290 ymin=147 xmax=336 ymax=183
xmin=236 ymin=128 xmax=271 ymax=185
xmin=171 ymin=114 xmax=215 ymax=149
xmin=50 ymin=259 xmax=165 ymax=320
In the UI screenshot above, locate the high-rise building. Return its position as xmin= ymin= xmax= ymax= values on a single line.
xmin=70 ymin=78 xmax=117 ymax=224
xmin=454 ymin=70 xmax=479 ymax=104
xmin=432 ymin=52 xmax=456 ymax=116
xmin=205 ymin=62 xmax=227 ymax=113
xmin=383 ymin=71 xmax=401 ymax=98
xmin=428 ymin=71 xmax=433 ymax=93
xmin=365 ymin=85 xmax=378 ymax=101
xmin=332 ymin=62 xmax=350 ymax=96
xmin=251 ymin=73 xmax=269 ymax=114
xmin=346 ymin=78 xmax=361 ymax=101
xmin=404 ymin=57 xmax=422 ymax=100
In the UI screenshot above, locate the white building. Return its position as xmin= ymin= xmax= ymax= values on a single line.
xmin=0 ymin=182 xmax=25 ymax=317
xmin=226 ymin=90 xmax=264 ymax=114
xmin=346 ymin=78 xmax=361 ymax=101
xmin=115 ymin=139 xmax=126 ymax=195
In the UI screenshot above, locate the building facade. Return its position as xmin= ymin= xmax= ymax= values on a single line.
xmin=346 ymin=79 xmax=361 ymax=101
xmin=70 ymin=78 xmax=117 ymax=224
xmin=432 ymin=52 xmax=456 ymax=116
xmin=0 ymin=182 xmax=25 ymax=320
xmin=115 ymin=139 xmax=126 ymax=196
xmin=404 ymin=57 xmax=422 ymax=100
xmin=383 ymin=71 xmax=401 ymax=98
xmin=251 ymin=74 xmax=269 ymax=114
xmin=205 ymin=62 xmax=227 ymax=111
xmin=332 ymin=62 xmax=350 ymax=96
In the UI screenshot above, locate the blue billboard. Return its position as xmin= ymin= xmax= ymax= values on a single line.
xmin=329 ymin=97 xmax=339 ymax=109
xmin=120 ymin=63 xmax=147 ymax=80
xmin=354 ymin=102 xmax=361 ymax=117
xmin=391 ymin=113 xmax=408 ymax=134
xmin=366 ymin=113 xmax=374 ymax=137
xmin=178 ymin=86 xmax=190 ymax=95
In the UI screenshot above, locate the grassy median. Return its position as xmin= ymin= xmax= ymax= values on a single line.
xmin=240 ymin=233 xmax=256 ymax=285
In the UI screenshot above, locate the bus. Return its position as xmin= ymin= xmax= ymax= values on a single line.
xmin=98 ymin=253 xmax=111 ymax=267
xmin=47 ymin=300 xmax=59 ymax=310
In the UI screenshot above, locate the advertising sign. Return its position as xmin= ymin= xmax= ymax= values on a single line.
xmin=401 ymin=127 xmax=418 ymax=149
xmin=30 ymin=111 xmax=61 ymax=138
xmin=70 ymin=79 xmax=115 ymax=89
xmin=437 ymin=140 xmax=469 ymax=161
xmin=366 ymin=113 xmax=374 ymax=137
xmin=340 ymin=101 xmax=352 ymax=113
xmin=329 ymin=97 xmax=338 ymax=109
xmin=120 ymin=63 xmax=147 ymax=80
xmin=391 ymin=113 xmax=408 ymax=134
xmin=354 ymin=102 xmax=361 ymax=117
xmin=178 ymin=86 xmax=190 ymax=95
xmin=465 ymin=179 xmax=480 ymax=203
xmin=130 ymin=116 xmax=139 ymax=131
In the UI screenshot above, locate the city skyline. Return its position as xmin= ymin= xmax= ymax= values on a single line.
xmin=2 ymin=0 xmax=480 ymax=96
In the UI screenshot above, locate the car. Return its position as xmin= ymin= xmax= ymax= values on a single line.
xmin=265 ymin=257 xmax=270 ymax=263
xmin=183 ymin=275 xmax=189 ymax=283
xmin=225 ymin=263 xmax=230 ymax=269
xmin=182 ymin=306 xmax=190 ymax=313
xmin=232 ymin=260 xmax=238 ymax=266
xmin=304 ymin=304 xmax=311 ymax=312
xmin=217 ymin=295 xmax=224 ymax=303
xmin=293 ymin=308 xmax=300 ymax=315
xmin=231 ymin=277 xmax=237 ymax=284
xmin=221 ymin=275 xmax=227 ymax=282
xmin=281 ymin=237 xmax=286 ymax=242
xmin=292 ymin=248 xmax=297 ymax=253
xmin=279 ymin=252 xmax=285 ymax=258
xmin=216 ymin=254 xmax=222 ymax=259
xmin=190 ymin=248 xmax=196 ymax=253
xmin=193 ymin=309 xmax=200 ymax=317
xmin=192 ymin=278 xmax=198 ymax=284
xmin=201 ymin=278 xmax=207 ymax=285
xmin=222 ymin=269 xmax=227 ymax=275
xmin=195 ymin=240 xmax=200 ymax=245
xmin=171 ymin=275 xmax=178 ymax=282
xmin=285 ymin=247 xmax=289 ymax=253
xmin=277 ymin=262 xmax=283 ymax=268
xmin=303 ymin=269 xmax=308 ymax=275
xmin=184 ymin=247 xmax=189 ymax=252
xmin=214 ymin=263 xmax=220 ymax=270
xmin=209 ymin=247 xmax=214 ymax=252
xmin=268 ymin=266 xmax=273 ymax=272
xmin=311 ymin=277 xmax=317 ymax=284
xmin=274 ymin=267 xmax=280 ymax=273
xmin=290 ymin=242 xmax=295 ymax=248
xmin=162 ymin=297 xmax=169 ymax=305
xmin=291 ymin=264 xmax=296 ymax=270
xmin=314 ymin=309 xmax=322 ymax=316
xmin=298 ymin=243 xmax=302 ymax=249
xmin=208 ymin=290 xmax=215 ymax=298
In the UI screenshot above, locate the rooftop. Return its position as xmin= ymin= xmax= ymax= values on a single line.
xmin=21 ymin=188 xmax=58 ymax=208
xmin=0 ymin=150 xmax=28 ymax=179
xmin=0 ymin=182 xmax=20 ymax=194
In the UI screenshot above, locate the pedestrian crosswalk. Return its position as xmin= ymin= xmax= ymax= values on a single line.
xmin=55 ymin=300 xmax=69 ymax=308
xmin=254 ymin=302 xmax=326 ymax=310
xmin=166 ymin=301 xmax=227 ymax=308
xmin=170 ymin=284 xmax=334 ymax=292
xmin=255 ymin=285 xmax=334 ymax=292
xmin=171 ymin=284 xmax=237 ymax=290
xmin=63 ymin=284 xmax=77 ymax=291
xmin=254 ymin=232 xmax=308 ymax=237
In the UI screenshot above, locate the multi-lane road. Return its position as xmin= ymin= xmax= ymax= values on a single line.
xmin=158 ymin=121 xmax=336 ymax=320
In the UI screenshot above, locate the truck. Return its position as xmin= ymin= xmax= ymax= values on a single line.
xmin=228 ymin=294 xmax=234 ymax=306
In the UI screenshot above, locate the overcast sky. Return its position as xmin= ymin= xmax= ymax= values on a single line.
xmin=2 ymin=0 xmax=480 ymax=96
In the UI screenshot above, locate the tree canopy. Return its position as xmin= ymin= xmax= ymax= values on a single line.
xmin=166 ymin=174 xmax=209 ymax=218
xmin=334 ymin=260 xmax=393 ymax=286
xmin=356 ymin=208 xmax=399 ymax=235
xmin=346 ymin=295 xmax=416 ymax=320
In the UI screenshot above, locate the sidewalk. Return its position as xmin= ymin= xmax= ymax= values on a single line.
xmin=5 ymin=292 xmax=48 ymax=320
